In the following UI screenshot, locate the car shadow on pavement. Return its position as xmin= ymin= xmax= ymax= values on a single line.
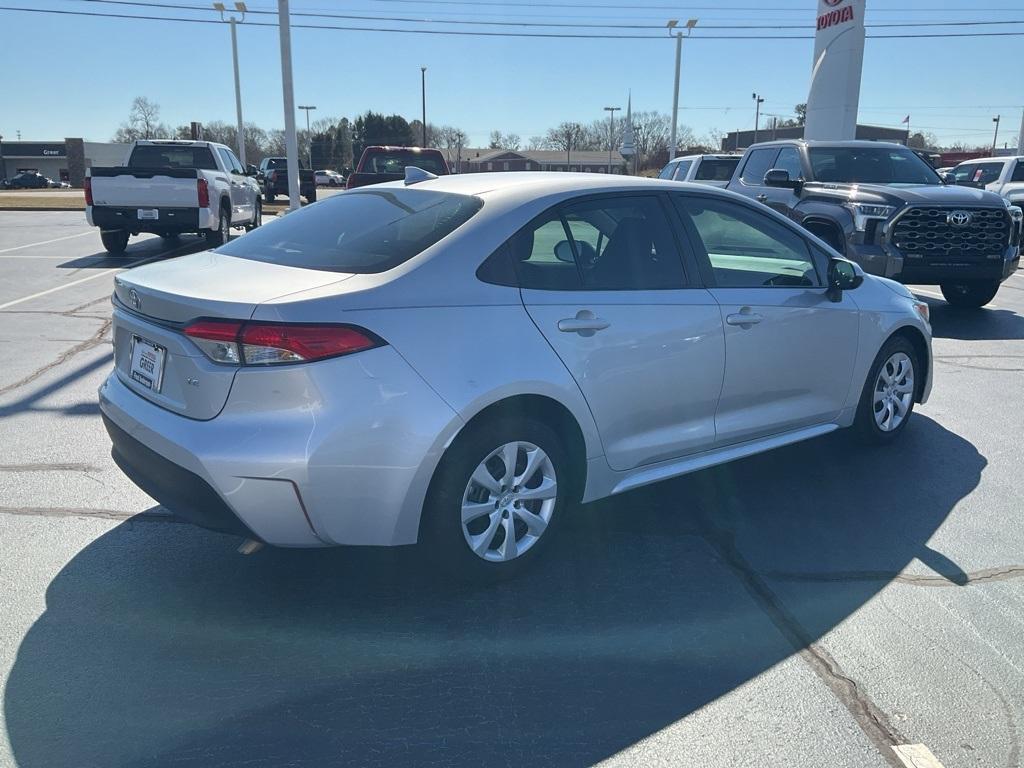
xmin=5 ymin=416 xmax=983 ymax=767
xmin=57 ymin=236 xmax=210 ymax=269
xmin=924 ymin=301 xmax=1024 ymax=341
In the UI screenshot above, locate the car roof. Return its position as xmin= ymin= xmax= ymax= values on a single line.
xmin=747 ymin=139 xmax=914 ymax=150
xmin=955 ymin=156 xmax=1020 ymax=165
xmin=363 ymin=145 xmax=444 ymax=153
xmin=670 ymin=154 xmax=740 ymax=162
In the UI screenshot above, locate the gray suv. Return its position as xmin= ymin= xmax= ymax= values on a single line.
xmin=726 ymin=140 xmax=1022 ymax=308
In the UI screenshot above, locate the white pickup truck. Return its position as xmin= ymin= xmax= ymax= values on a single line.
xmin=951 ymin=155 xmax=1024 ymax=209
xmin=86 ymin=139 xmax=262 ymax=254
xmin=657 ymin=154 xmax=742 ymax=187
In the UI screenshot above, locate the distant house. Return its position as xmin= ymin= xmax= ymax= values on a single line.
xmin=461 ymin=148 xmax=626 ymax=174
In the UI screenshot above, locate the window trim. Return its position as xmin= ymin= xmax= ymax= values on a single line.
xmin=738 ymin=146 xmax=783 ymax=188
xmin=670 ymin=191 xmax=825 ymax=290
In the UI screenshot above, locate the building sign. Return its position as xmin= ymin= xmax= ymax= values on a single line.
xmin=1 ymin=142 xmax=66 ymax=158
xmin=804 ymin=0 xmax=865 ymax=141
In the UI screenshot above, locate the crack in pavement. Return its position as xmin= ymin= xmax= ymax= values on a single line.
xmin=0 ymin=506 xmax=177 ymax=523
xmin=0 ymin=462 xmax=102 ymax=472
xmin=698 ymin=520 xmax=907 ymax=767
xmin=764 ymin=566 xmax=1024 ymax=587
xmin=0 ymin=316 xmax=111 ymax=397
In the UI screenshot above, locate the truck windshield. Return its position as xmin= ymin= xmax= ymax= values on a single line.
xmin=127 ymin=145 xmax=218 ymax=170
xmin=216 ymin=188 xmax=482 ymax=273
xmin=808 ymin=147 xmax=940 ymax=185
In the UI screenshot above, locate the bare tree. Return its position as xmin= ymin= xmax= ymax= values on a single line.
xmin=546 ymin=122 xmax=584 ymax=167
xmin=583 ymin=116 xmax=626 ymax=152
xmin=526 ymin=135 xmax=547 ymax=150
xmin=630 ymin=111 xmax=689 ymax=169
xmin=489 ymin=130 xmax=504 ymax=149
xmin=503 ymin=132 xmax=522 ymax=151
xmin=114 ymin=96 xmax=170 ymax=141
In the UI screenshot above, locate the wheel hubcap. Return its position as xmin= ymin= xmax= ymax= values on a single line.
xmin=873 ymin=352 xmax=914 ymax=432
xmin=461 ymin=441 xmax=557 ymax=563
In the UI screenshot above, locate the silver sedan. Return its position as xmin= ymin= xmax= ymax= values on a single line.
xmin=99 ymin=171 xmax=933 ymax=578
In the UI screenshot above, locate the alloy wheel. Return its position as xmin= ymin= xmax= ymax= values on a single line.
xmin=872 ymin=352 xmax=914 ymax=432
xmin=460 ymin=441 xmax=558 ymax=562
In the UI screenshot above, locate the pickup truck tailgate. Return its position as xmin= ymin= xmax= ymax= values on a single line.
xmin=89 ymin=166 xmax=201 ymax=208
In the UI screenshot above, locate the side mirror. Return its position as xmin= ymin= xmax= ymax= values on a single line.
xmin=246 ymin=164 xmax=258 ymax=176
xmin=827 ymin=259 xmax=863 ymax=301
xmin=764 ymin=169 xmax=802 ymax=190
xmin=942 ymin=172 xmax=956 ymax=185
xmin=553 ymin=240 xmax=576 ymax=263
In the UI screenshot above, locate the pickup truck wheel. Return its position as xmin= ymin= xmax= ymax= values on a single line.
xmin=245 ymin=200 xmax=262 ymax=231
xmin=100 ymin=230 xmax=129 ymax=255
xmin=940 ymin=281 xmax=1000 ymax=308
xmin=306 ymin=189 xmax=317 ymax=203
xmin=263 ymin=189 xmax=275 ymax=204
xmin=205 ymin=207 xmax=230 ymax=246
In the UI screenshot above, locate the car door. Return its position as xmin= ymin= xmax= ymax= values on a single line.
xmin=758 ymin=145 xmax=804 ymax=218
xmin=218 ymin=148 xmax=252 ymax=223
xmin=734 ymin=146 xmax=780 ymax=208
xmin=517 ymin=194 xmax=725 ymax=471
xmin=673 ymin=194 xmax=860 ymax=446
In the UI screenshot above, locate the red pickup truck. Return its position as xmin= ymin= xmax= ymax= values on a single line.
xmin=346 ymin=146 xmax=450 ymax=189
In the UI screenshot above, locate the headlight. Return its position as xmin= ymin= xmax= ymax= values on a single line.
xmin=913 ymin=300 xmax=930 ymax=325
xmin=845 ymin=203 xmax=895 ymax=232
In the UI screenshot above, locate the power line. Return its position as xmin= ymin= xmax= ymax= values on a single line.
xmin=5 ymin=6 xmax=1024 ymax=39
xmin=77 ymin=0 xmax=1024 ymax=29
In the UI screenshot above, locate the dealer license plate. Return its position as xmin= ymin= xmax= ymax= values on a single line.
xmin=137 ymin=208 xmax=159 ymax=220
xmin=129 ymin=335 xmax=166 ymax=392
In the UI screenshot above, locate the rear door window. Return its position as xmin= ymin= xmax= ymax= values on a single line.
xmin=740 ymin=148 xmax=781 ymax=186
xmin=215 ymin=188 xmax=482 ymax=273
xmin=671 ymin=160 xmax=692 ymax=180
xmin=694 ymin=157 xmax=741 ymax=182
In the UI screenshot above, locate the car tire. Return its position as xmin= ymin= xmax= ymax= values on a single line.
xmin=100 ymin=230 xmax=129 ymax=255
xmin=940 ymin=281 xmax=1000 ymax=308
xmin=853 ymin=335 xmax=919 ymax=445
xmin=245 ymin=199 xmax=262 ymax=231
xmin=205 ymin=206 xmax=230 ymax=246
xmin=306 ymin=189 xmax=317 ymax=203
xmin=421 ymin=416 xmax=571 ymax=582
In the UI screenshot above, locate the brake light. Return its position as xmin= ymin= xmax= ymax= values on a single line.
xmin=183 ymin=319 xmax=382 ymax=365
xmin=197 ymin=177 xmax=210 ymax=208
xmin=84 ymin=177 xmax=93 ymax=206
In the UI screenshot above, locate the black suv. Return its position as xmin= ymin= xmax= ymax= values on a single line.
xmin=727 ymin=140 xmax=1022 ymax=308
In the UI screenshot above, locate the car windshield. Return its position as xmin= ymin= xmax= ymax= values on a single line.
xmin=127 ymin=145 xmax=218 ymax=170
xmin=694 ymin=157 xmax=741 ymax=181
xmin=807 ymin=146 xmax=940 ymax=185
xmin=216 ymin=188 xmax=482 ymax=272
xmin=366 ymin=151 xmax=447 ymax=175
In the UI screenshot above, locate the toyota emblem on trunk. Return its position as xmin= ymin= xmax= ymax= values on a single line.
xmin=128 ymin=288 xmax=141 ymax=310
xmin=947 ymin=210 xmax=972 ymax=227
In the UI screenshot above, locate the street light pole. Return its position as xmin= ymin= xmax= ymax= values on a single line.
xmin=752 ymin=93 xmax=765 ymax=144
xmin=421 ymin=67 xmax=427 ymax=146
xmin=603 ymin=106 xmax=620 ymax=174
xmin=277 ymin=0 xmax=300 ymax=210
xmin=299 ymin=105 xmax=316 ymax=168
xmin=666 ymin=18 xmax=697 ymax=161
xmin=992 ymin=115 xmax=1001 ymax=154
xmin=213 ymin=3 xmax=249 ymax=166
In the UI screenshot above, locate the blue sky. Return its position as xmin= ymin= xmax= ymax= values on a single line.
xmin=2 ymin=0 xmax=1022 ymax=149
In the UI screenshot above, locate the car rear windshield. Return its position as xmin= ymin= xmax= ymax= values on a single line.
xmin=694 ymin=157 xmax=740 ymax=181
xmin=807 ymin=147 xmax=939 ymax=185
xmin=365 ymin=151 xmax=448 ymax=175
xmin=216 ymin=188 xmax=482 ymax=273
xmin=128 ymin=145 xmax=218 ymax=170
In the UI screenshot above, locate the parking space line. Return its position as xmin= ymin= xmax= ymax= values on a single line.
xmin=892 ymin=743 xmax=946 ymax=768
xmin=0 ymin=230 xmax=93 ymax=255
xmin=0 ymin=242 xmax=193 ymax=311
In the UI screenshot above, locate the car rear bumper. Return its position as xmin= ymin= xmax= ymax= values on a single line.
xmin=87 ymin=205 xmax=215 ymax=233
xmin=98 ymin=345 xmax=463 ymax=548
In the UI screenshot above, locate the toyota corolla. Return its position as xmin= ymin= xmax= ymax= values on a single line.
xmin=100 ymin=170 xmax=933 ymax=578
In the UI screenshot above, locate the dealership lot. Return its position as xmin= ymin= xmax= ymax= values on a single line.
xmin=2 ymin=210 xmax=1024 ymax=767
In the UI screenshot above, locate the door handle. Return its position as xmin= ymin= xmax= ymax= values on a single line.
xmin=726 ymin=309 xmax=764 ymax=327
xmin=558 ymin=310 xmax=610 ymax=336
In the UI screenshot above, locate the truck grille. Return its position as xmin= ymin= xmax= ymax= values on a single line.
xmin=891 ymin=206 xmax=1009 ymax=259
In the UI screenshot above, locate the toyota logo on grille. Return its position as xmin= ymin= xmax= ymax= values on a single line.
xmin=128 ymin=288 xmax=141 ymax=310
xmin=947 ymin=210 xmax=973 ymax=227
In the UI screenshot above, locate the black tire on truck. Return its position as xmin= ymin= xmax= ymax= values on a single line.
xmin=264 ymin=187 xmax=275 ymax=203
xmin=939 ymin=281 xmax=1000 ymax=308
xmin=100 ymin=230 xmax=129 ymax=255
xmin=205 ymin=204 xmax=231 ymax=247
xmin=306 ymin=188 xmax=317 ymax=204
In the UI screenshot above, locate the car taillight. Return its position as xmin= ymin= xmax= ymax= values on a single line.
xmin=197 ymin=177 xmax=210 ymax=208
xmin=183 ymin=319 xmax=383 ymax=366
xmin=84 ymin=177 xmax=93 ymax=206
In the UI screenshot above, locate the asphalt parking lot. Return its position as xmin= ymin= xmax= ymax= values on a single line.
xmin=1 ymin=209 xmax=1023 ymax=768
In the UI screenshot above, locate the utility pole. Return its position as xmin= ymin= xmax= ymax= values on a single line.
xmin=277 ymin=0 xmax=300 ymax=210
xmin=752 ymin=93 xmax=765 ymax=144
xmin=1017 ymin=109 xmax=1024 ymax=155
xmin=299 ymin=105 xmax=316 ymax=168
xmin=213 ymin=2 xmax=249 ymax=166
xmin=666 ymin=18 xmax=697 ymax=160
xmin=420 ymin=67 xmax=427 ymax=147
xmin=603 ymin=106 xmax=620 ymax=173
xmin=992 ymin=115 xmax=1001 ymax=155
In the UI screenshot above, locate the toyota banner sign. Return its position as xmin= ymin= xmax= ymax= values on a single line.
xmin=804 ymin=0 xmax=866 ymax=141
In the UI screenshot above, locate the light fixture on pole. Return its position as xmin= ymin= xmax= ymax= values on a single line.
xmin=603 ymin=106 xmax=620 ymax=174
xmin=420 ymin=67 xmax=427 ymax=147
xmin=666 ymin=18 xmax=697 ymax=161
xmin=213 ymin=2 xmax=248 ymax=166
xmin=277 ymin=0 xmax=300 ymax=210
xmin=992 ymin=115 xmax=1001 ymax=154
xmin=299 ymin=105 xmax=317 ymax=168
xmin=752 ymin=93 xmax=765 ymax=144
